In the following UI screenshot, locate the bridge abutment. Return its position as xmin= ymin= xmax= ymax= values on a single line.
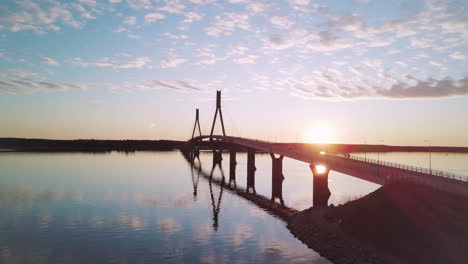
xmin=247 ymin=148 xmax=256 ymax=193
xmin=270 ymin=153 xmax=285 ymax=205
xmin=310 ymin=164 xmax=331 ymax=207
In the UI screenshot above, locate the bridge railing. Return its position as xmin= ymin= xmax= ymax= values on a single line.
xmin=332 ymin=153 xmax=468 ymax=182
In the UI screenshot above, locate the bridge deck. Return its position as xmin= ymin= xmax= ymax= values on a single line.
xmin=190 ymin=135 xmax=468 ymax=196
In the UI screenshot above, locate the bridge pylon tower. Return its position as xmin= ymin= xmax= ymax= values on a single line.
xmin=209 ymin=90 xmax=226 ymax=141
xmin=191 ymin=108 xmax=202 ymax=139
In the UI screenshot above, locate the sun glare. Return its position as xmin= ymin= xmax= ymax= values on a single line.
xmin=315 ymin=165 xmax=327 ymax=174
xmin=305 ymin=124 xmax=333 ymax=144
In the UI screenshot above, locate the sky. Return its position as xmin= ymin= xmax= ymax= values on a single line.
xmin=0 ymin=0 xmax=467 ymax=146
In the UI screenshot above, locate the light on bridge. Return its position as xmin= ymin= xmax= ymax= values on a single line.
xmin=315 ymin=165 xmax=327 ymax=174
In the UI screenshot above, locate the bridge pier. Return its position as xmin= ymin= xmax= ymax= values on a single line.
xmin=270 ymin=153 xmax=285 ymax=205
xmin=212 ymin=149 xmax=223 ymax=167
xmin=310 ymin=164 xmax=331 ymax=207
xmin=189 ymin=147 xmax=200 ymax=163
xmin=247 ymin=148 xmax=256 ymax=193
xmin=193 ymin=147 xmax=200 ymax=159
xmin=229 ymin=148 xmax=237 ymax=187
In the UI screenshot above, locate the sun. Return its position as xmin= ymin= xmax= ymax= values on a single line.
xmin=305 ymin=124 xmax=333 ymax=144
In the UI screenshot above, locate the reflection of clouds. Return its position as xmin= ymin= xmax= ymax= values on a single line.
xmin=102 ymin=190 xmax=166 ymax=208
xmin=193 ymin=222 xmax=213 ymax=244
xmin=259 ymin=240 xmax=327 ymax=263
xmin=0 ymin=186 xmax=66 ymax=206
xmin=38 ymin=214 xmax=52 ymax=230
xmin=158 ymin=218 xmax=181 ymax=235
xmin=200 ymin=255 xmax=228 ymax=264
xmin=120 ymin=215 xmax=145 ymax=231
xmin=262 ymin=241 xmax=284 ymax=257
xmin=248 ymin=207 xmax=267 ymax=218
xmin=89 ymin=216 xmax=105 ymax=228
xmin=132 ymin=192 xmax=165 ymax=208
xmin=1 ymin=247 xmax=11 ymax=257
xmin=230 ymin=224 xmax=254 ymax=247
xmin=72 ymin=191 xmax=85 ymax=201
xmin=173 ymin=196 xmax=192 ymax=208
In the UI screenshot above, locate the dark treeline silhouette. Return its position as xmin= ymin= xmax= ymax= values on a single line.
xmin=0 ymin=138 xmax=183 ymax=152
xmin=2 ymin=137 xmax=468 ymax=153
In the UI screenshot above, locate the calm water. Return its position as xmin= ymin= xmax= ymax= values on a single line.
xmin=354 ymin=152 xmax=468 ymax=176
xmin=1 ymin=151 xmax=466 ymax=263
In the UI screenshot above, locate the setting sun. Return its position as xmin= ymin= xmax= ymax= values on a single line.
xmin=305 ymin=124 xmax=334 ymax=144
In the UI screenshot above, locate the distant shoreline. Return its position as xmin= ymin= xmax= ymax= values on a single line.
xmin=1 ymin=138 xmax=468 ymax=153
xmin=0 ymin=138 xmax=184 ymax=152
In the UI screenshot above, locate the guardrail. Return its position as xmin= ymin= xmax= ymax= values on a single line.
xmin=331 ymin=153 xmax=468 ymax=182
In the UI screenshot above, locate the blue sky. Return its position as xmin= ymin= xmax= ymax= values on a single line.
xmin=0 ymin=0 xmax=467 ymax=146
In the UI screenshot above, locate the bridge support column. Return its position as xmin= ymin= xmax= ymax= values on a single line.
xmin=270 ymin=154 xmax=285 ymax=205
xmin=192 ymin=147 xmax=200 ymax=161
xmin=310 ymin=164 xmax=331 ymax=207
xmin=247 ymin=148 xmax=256 ymax=193
xmin=213 ymin=149 xmax=223 ymax=167
xmin=195 ymin=147 xmax=200 ymax=157
xmin=229 ymin=148 xmax=237 ymax=187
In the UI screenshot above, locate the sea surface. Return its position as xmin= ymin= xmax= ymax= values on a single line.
xmin=0 ymin=151 xmax=466 ymax=263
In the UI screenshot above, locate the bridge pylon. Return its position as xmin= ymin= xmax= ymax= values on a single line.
xmin=209 ymin=90 xmax=226 ymax=141
xmin=191 ymin=108 xmax=202 ymax=139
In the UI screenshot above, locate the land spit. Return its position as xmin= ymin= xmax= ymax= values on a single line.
xmin=288 ymin=182 xmax=468 ymax=264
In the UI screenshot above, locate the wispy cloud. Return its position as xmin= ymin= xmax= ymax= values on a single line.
xmin=205 ymin=12 xmax=250 ymax=37
xmin=70 ymin=55 xmax=152 ymax=69
xmin=40 ymin=57 xmax=60 ymax=66
xmin=0 ymin=77 xmax=86 ymax=94
xmin=144 ymin=13 xmax=165 ymax=23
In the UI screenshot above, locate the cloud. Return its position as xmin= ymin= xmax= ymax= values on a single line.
xmin=440 ymin=19 xmax=468 ymax=39
xmin=120 ymin=57 xmax=152 ymax=68
xmin=234 ymin=55 xmax=258 ymax=64
xmin=123 ymin=16 xmax=137 ymax=25
xmin=162 ymin=32 xmax=188 ymax=40
xmin=189 ymin=0 xmax=216 ymax=4
xmin=205 ymin=12 xmax=250 ymax=37
xmin=160 ymin=56 xmax=187 ymax=68
xmin=182 ymin=11 xmax=203 ymax=24
xmin=126 ymin=0 xmax=153 ymax=9
xmin=40 ymin=57 xmax=60 ymax=66
xmin=270 ymin=16 xmax=294 ymax=29
xmin=109 ymin=79 xmax=203 ymax=92
xmin=158 ymin=0 xmax=186 ymax=14
xmin=291 ymin=0 xmax=310 ymax=5
xmin=379 ymin=77 xmax=468 ymax=98
xmin=70 ymin=56 xmax=151 ymax=69
xmin=0 ymin=77 xmax=86 ymax=94
xmin=254 ymin=66 xmax=468 ymax=100
xmin=450 ymin=51 xmax=465 ymax=60
xmin=144 ymin=13 xmax=165 ymax=23
xmin=4 ymin=0 xmax=88 ymax=34
xmin=78 ymin=0 xmax=97 ymax=6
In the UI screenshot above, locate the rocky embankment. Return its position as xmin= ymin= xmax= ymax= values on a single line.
xmin=288 ymin=182 xmax=468 ymax=264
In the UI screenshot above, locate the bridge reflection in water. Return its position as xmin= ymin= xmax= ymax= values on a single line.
xmin=182 ymin=150 xmax=331 ymax=231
